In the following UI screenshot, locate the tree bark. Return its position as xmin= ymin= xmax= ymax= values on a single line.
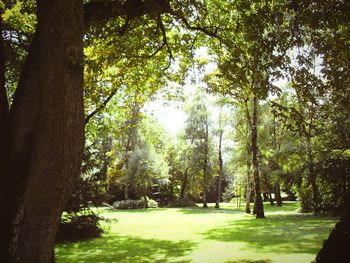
xmin=84 ymin=0 xmax=171 ymax=27
xmin=124 ymin=184 xmax=129 ymax=200
xmin=202 ymin=115 xmax=209 ymax=208
xmin=245 ymin=159 xmax=251 ymax=214
xmin=0 ymin=9 xmax=12 ymax=261
xmin=2 ymin=1 xmax=85 ymax=262
xmin=251 ymin=95 xmax=265 ymax=218
xmin=215 ymin=124 xmax=223 ymax=209
xmin=1 ymin=0 xmax=172 ymax=261
xmin=306 ymin=135 xmax=320 ymax=214
xmin=275 ymin=184 xmax=282 ymax=206
xmin=315 ymin=195 xmax=350 ymax=262
xmin=179 ymin=167 xmax=189 ymax=205
xmin=262 ymin=173 xmax=274 ymax=205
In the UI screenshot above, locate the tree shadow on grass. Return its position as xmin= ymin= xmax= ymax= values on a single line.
xmin=225 ymin=260 xmax=272 ymax=263
xmin=56 ymin=234 xmax=195 ymax=263
xmin=178 ymin=201 xmax=300 ymax=215
xmin=178 ymin=208 xmax=243 ymax=215
xmin=204 ymin=214 xmax=336 ymax=255
xmin=98 ymin=208 xmax=165 ymax=214
xmin=263 ymin=202 xmax=300 ymax=213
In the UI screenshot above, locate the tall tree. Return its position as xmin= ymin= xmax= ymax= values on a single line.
xmin=215 ymin=107 xmax=224 ymax=208
xmin=204 ymin=0 xmax=293 ymax=218
xmin=0 ymin=0 xmax=177 ymax=261
xmin=184 ymin=91 xmax=212 ymax=208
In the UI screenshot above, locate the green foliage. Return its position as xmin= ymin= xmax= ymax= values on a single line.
xmin=112 ymin=198 xmax=158 ymax=210
xmin=297 ymin=182 xmax=314 ymax=213
xmin=56 ymin=208 xmax=106 ymax=243
xmin=106 ymin=114 xmax=170 ymax=202
xmin=2 ymin=1 xmax=36 ymax=33
xmin=113 ymin=199 xmax=143 ymax=210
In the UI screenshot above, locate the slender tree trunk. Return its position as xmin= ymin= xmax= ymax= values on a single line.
xmin=343 ymin=160 xmax=349 ymax=209
xmin=263 ymin=192 xmax=268 ymax=202
xmin=215 ymin=128 xmax=223 ymax=209
xmin=179 ymin=167 xmax=189 ymax=205
xmin=238 ymin=180 xmax=242 ymax=207
xmin=275 ymin=184 xmax=282 ymax=206
xmin=253 ymin=195 xmax=257 ymax=215
xmin=263 ymin=173 xmax=274 ymax=205
xmin=143 ymin=195 xmax=148 ymax=209
xmin=306 ymin=135 xmax=320 ymax=214
xmin=203 ymin=116 xmax=209 ymax=209
xmin=203 ymin=168 xmax=208 ymax=208
xmin=245 ymin=159 xmax=251 ymax=213
xmin=2 ymin=1 xmax=85 ymax=262
xmin=124 ymin=184 xmax=129 ymax=200
xmin=251 ymin=95 xmax=265 ymax=218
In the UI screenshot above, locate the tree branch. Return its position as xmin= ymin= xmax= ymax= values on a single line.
xmin=84 ymin=0 xmax=171 ymax=28
xmin=85 ymin=87 xmax=118 ymax=125
xmin=244 ymin=98 xmax=252 ymax=128
xmin=159 ymin=15 xmax=173 ymax=59
xmin=169 ymin=8 xmax=219 ymax=38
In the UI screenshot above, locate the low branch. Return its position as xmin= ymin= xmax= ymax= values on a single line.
xmin=159 ymin=15 xmax=173 ymax=59
xmin=85 ymin=88 xmax=118 ymax=125
xmin=84 ymin=0 xmax=171 ymax=28
xmin=169 ymin=9 xmax=219 ymax=38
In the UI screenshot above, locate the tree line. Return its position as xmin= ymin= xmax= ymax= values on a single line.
xmin=0 ymin=0 xmax=349 ymax=262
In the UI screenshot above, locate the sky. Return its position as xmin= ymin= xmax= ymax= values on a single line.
xmin=143 ymin=47 xmax=217 ymax=136
xmin=143 ymin=99 xmax=186 ymax=136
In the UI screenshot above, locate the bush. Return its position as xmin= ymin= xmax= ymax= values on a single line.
xmin=297 ymin=185 xmax=313 ymax=213
xmin=56 ymin=209 xmax=106 ymax=243
xmin=113 ymin=199 xmax=144 ymax=209
xmin=112 ymin=198 xmax=158 ymax=209
xmin=168 ymin=198 xmax=197 ymax=208
xmin=147 ymin=198 xmax=158 ymax=208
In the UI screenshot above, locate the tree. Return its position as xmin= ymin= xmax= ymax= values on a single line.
xmin=215 ymin=106 xmax=224 ymax=208
xmin=166 ymin=137 xmax=194 ymax=206
xmin=184 ymin=91 xmax=212 ymax=208
xmin=0 ymin=1 xmax=172 ymax=261
xmin=203 ymin=0 xmax=293 ymax=218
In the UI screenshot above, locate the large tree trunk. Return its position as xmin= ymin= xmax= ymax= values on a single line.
xmin=315 ymin=195 xmax=350 ymax=262
xmin=0 ymin=1 xmax=171 ymax=261
xmin=251 ymin=95 xmax=265 ymax=218
xmin=0 ymin=9 xmax=12 ymax=262
xmin=2 ymin=1 xmax=85 ymax=262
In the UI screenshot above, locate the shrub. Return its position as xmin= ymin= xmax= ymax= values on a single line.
xmin=113 ymin=199 xmax=144 ymax=209
xmin=297 ymin=185 xmax=313 ymax=213
xmin=112 ymin=198 xmax=158 ymax=209
xmin=168 ymin=198 xmax=197 ymax=208
xmin=147 ymin=198 xmax=158 ymax=208
xmin=56 ymin=209 xmax=107 ymax=243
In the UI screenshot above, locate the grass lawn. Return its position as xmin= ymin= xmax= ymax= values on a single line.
xmin=55 ymin=202 xmax=337 ymax=263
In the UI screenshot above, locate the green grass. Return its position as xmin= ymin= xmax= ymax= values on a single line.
xmin=55 ymin=202 xmax=337 ymax=263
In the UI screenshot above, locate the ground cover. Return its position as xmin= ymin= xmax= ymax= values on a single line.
xmin=55 ymin=202 xmax=337 ymax=263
